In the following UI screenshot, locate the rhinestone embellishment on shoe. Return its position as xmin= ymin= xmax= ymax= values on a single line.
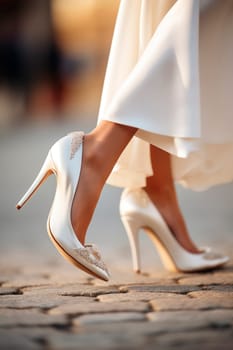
xmin=203 ymin=251 xmax=225 ymax=260
xmin=69 ymin=131 xmax=84 ymax=160
xmin=74 ymin=245 xmax=109 ymax=274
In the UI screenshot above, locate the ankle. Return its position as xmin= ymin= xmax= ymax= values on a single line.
xmin=144 ymin=183 xmax=176 ymax=203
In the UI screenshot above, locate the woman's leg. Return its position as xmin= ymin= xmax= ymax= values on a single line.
xmin=71 ymin=120 xmax=137 ymax=244
xmin=144 ymin=144 xmax=201 ymax=253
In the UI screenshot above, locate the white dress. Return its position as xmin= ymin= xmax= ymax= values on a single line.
xmin=98 ymin=0 xmax=233 ymax=190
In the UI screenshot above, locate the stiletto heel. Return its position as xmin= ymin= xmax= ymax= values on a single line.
xmin=16 ymin=132 xmax=109 ymax=281
xmin=121 ymin=216 xmax=141 ymax=273
xmin=16 ymin=152 xmax=54 ymax=210
xmin=120 ymin=188 xmax=229 ymax=272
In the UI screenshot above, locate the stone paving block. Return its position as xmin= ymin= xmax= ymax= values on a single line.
xmin=188 ymin=290 xmax=233 ymax=308
xmin=7 ymin=326 xmax=145 ymax=350
xmin=1 ymin=326 xmax=60 ymax=347
xmin=203 ymin=285 xmax=233 ymax=292
xmin=100 ymin=289 xmax=233 ymax=313
xmin=76 ymin=320 xmax=172 ymax=337
xmin=97 ymin=291 xmax=176 ymax=302
xmin=73 ymin=312 xmax=146 ymax=325
xmin=189 ymin=290 xmax=233 ymax=297
xmin=0 ymin=294 xmax=94 ymax=309
xmin=155 ymin=329 xmax=233 ymax=349
xmin=178 ymin=272 xmax=233 ymax=286
xmin=49 ymin=301 xmax=149 ymax=315
xmin=150 ymin=291 xmax=233 ymax=311
xmin=60 ymin=285 xmax=120 ymax=297
xmin=92 ymin=270 xmax=177 ymax=287
xmin=0 ymin=308 xmax=68 ymax=327
xmin=124 ymin=278 xmax=176 ymax=286
xmin=47 ymin=272 xmax=91 ymax=285
xmin=120 ymin=284 xmax=200 ymax=294
xmin=147 ymin=309 xmax=233 ymax=330
xmin=23 ymin=284 xmax=120 ymax=297
xmin=0 ymin=287 xmax=21 ymax=295
xmin=0 ymin=329 xmax=42 ymax=350
xmin=46 ymin=326 xmax=148 ymax=350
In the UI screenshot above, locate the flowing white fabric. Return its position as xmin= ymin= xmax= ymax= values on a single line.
xmin=98 ymin=0 xmax=233 ymax=190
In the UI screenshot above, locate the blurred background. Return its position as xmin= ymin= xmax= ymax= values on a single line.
xmin=0 ymin=0 xmax=232 ymax=276
xmin=0 ymin=0 xmax=120 ymax=127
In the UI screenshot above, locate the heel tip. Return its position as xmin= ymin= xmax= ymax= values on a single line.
xmin=16 ymin=204 xmax=21 ymax=210
xmin=135 ymin=269 xmax=141 ymax=274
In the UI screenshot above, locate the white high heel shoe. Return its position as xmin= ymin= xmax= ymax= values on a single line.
xmin=120 ymin=188 xmax=229 ymax=273
xmin=16 ymin=131 xmax=109 ymax=281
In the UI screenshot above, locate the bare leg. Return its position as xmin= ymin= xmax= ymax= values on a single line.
xmin=144 ymin=144 xmax=201 ymax=253
xmin=71 ymin=121 xmax=137 ymax=244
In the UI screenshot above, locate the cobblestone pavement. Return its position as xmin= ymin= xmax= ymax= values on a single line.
xmin=1 ymin=120 xmax=233 ymax=349
xmin=0 ymin=262 xmax=233 ymax=350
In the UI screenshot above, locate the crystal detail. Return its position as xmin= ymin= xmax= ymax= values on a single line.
xmin=203 ymin=251 xmax=225 ymax=260
xmin=69 ymin=131 xmax=84 ymax=160
xmin=73 ymin=245 xmax=109 ymax=274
